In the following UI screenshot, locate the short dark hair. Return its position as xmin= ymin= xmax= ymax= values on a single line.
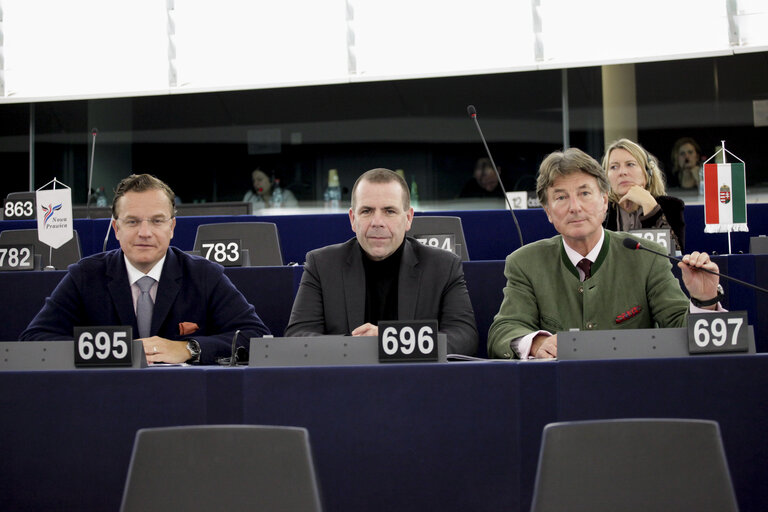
xmin=536 ymin=148 xmax=609 ymax=206
xmin=112 ymin=174 xmax=176 ymax=219
xmin=350 ymin=168 xmax=410 ymax=211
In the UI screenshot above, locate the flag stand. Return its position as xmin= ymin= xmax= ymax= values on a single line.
xmin=702 ymin=140 xmax=748 ymax=253
xmin=36 ymin=178 xmax=72 ymax=271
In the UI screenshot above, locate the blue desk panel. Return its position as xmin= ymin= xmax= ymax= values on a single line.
xmin=2 ymin=357 xmax=767 ymax=512
xmin=242 ymin=363 xmax=523 ymax=512
xmin=0 ymin=368 xmax=214 ymax=511
xmin=556 ymin=356 xmax=768 ymax=512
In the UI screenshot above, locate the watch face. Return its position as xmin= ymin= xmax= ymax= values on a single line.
xmin=187 ymin=341 xmax=201 ymax=356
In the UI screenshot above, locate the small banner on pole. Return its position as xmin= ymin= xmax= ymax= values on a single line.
xmin=703 ymin=145 xmax=748 ymax=234
xmin=36 ymin=181 xmax=74 ymax=249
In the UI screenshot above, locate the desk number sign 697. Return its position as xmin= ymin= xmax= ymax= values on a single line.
xmin=688 ymin=311 xmax=749 ymax=354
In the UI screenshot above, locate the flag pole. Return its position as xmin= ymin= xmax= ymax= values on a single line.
xmin=720 ymin=141 xmax=734 ymax=255
xmin=49 ymin=180 xmax=55 ymax=267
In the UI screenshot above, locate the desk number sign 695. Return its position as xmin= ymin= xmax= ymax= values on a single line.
xmin=378 ymin=320 xmax=439 ymax=362
xmin=74 ymin=326 xmax=134 ymax=367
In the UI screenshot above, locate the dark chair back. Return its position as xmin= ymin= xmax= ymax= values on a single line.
xmin=408 ymin=215 xmax=470 ymax=261
xmin=120 ymin=425 xmax=322 ymax=512
xmin=0 ymin=228 xmax=82 ymax=270
xmin=530 ymin=418 xmax=738 ymax=512
xmin=193 ymin=222 xmax=283 ymax=266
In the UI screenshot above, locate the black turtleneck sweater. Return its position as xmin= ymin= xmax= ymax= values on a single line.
xmin=361 ymin=241 xmax=405 ymax=325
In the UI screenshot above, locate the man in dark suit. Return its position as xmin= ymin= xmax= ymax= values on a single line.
xmin=20 ymin=174 xmax=270 ymax=364
xmin=285 ymin=168 xmax=478 ymax=355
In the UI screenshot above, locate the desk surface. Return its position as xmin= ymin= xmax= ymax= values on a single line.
xmin=2 ymin=356 xmax=767 ymax=512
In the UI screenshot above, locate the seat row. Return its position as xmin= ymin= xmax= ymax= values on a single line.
xmin=121 ymin=418 xmax=737 ymax=512
xmin=0 ymin=216 xmax=469 ymax=270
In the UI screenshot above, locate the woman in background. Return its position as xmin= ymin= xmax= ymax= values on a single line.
xmin=602 ymin=138 xmax=685 ymax=252
xmin=670 ymin=137 xmax=703 ymax=190
xmin=243 ymin=168 xmax=298 ymax=210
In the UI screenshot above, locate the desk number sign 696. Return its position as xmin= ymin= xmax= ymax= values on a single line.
xmin=378 ymin=320 xmax=439 ymax=362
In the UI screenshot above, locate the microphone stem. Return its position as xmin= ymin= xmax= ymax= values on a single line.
xmin=230 ymin=329 xmax=241 ymax=366
xmin=641 ymin=246 xmax=768 ymax=294
xmin=86 ymin=132 xmax=97 ymax=212
xmin=470 ymin=116 xmax=525 ymax=248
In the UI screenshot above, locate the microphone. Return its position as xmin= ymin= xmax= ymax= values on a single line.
xmin=466 ymin=105 xmax=524 ymax=248
xmin=102 ymin=218 xmax=113 ymax=252
xmin=86 ymin=128 xmax=98 ymax=213
xmin=230 ymin=329 xmax=241 ymax=367
xmin=217 ymin=329 xmax=247 ymax=366
xmin=622 ymin=237 xmax=768 ymax=294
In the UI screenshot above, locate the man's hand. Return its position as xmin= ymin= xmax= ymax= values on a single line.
xmin=531 ymin=333 xmax=557 ymax=359
xmin=140 ymin=336 xmax=191 ymax=364
xmin=678 ymin=251 xmax=720 ymax=310
xmin=351 ymin=323 xmax=379 ymax=337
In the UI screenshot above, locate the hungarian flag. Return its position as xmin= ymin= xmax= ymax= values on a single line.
xmin=704 ymin=162 xmax=748 ymax=233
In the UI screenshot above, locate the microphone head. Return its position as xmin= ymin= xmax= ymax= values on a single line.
xmin=622 ymin=237 xmax=640 ymax=250
xmin=467 ymin=105 xmax=477 ymax=117
xmin=91 ymin=128 xmax=98 ymax=136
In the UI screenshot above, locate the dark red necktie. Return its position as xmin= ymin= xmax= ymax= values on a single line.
xmin=577 ymin=258 xmax=592 ymax=280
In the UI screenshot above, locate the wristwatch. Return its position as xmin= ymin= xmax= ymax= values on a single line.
xmin=690 ymin=284 xmax=724 ymax=308
xmin=186 ymin=339 xmax=201 ymax=363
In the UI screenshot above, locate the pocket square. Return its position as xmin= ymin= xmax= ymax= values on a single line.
xmin=179 ymin=322 xmax=199 ymax=336
xmin=615 ymin=306 xmax=642 ymax=324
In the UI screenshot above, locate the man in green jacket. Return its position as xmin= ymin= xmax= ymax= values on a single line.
xmin=487 ymin=148 xmax=722 ymax=359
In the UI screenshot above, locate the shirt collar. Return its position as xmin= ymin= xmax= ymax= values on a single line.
xmin=562 ymin=228 xmax=604 ymax=268
xmin=124 ymin=254 xmax=166 ymax=286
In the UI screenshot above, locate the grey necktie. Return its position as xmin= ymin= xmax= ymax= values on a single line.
xmin=136 ymin=276 xmax=155 ymax=339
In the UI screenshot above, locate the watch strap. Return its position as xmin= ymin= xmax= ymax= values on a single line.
xmin=690 ymin=285 xmax=724 ymax=308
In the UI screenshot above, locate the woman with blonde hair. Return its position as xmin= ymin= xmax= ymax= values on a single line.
xmin=602 ymin=138 xmax=685 ymax=252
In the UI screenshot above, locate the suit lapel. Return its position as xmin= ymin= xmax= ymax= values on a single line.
xmin=343 ymin=241 xmax=366 ymax=332
xmin=152 ymin=249 xmax=182 ymax=337
xmin=106 ymin=251 xmax=138 ymax=328
xmin=398 ymin=239 xmax=421 ymax=320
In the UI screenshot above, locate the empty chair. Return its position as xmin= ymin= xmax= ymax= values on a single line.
xmin=0 ymin=228 xmax=82 ymax=270
xmin=408 ymin=215 xmax=469 ymax=261
xmin=120 ymin=425 xmax=322 ymax=512
xmin=193 ymin=222 xmax=283 ymax=266
xmin=530 ymin=418 xmax=738 ymax=512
